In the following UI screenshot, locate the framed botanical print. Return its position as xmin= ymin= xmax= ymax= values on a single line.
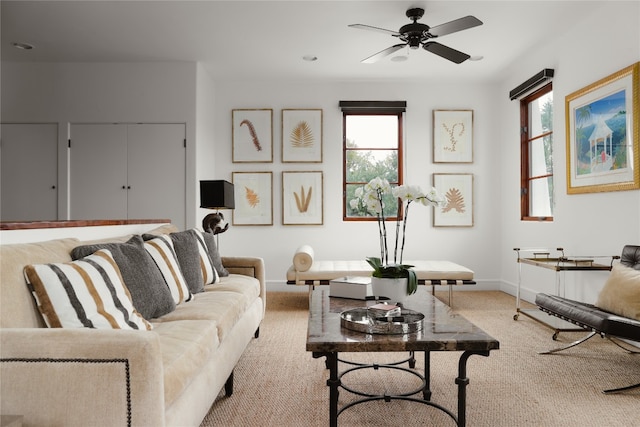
xmin=232 ymin=172 xmax=273 ymax=225
xmin=433 ymin=110 xmax=474 ymax=163
xmin=232 ymin=109 xmax=273 ymax=163
xmin=566 ymin=62 xmax=639 ymax=194
xmin=432 ymin=173 xmax=474 ymax=227
xmin=282 ymin=171 xmax=323 ymax=225
xmin=281 ymin=109 xmax=323 ymax=163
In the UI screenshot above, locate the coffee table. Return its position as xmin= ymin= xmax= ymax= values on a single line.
xmin=306 ymin=288 xmax=499 ymax=427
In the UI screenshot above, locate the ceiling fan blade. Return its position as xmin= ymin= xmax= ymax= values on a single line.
xmin=362 ymin=43 xmax=406 ymax=64
xmin=348 ymin=23 xmax=400 ymax=37
xmin=423 ymin=41 xmax=470 ymax=64
xmin=428 ymin=15 xmax=483 ymax=37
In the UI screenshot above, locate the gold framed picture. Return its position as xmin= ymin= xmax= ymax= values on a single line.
xmin=565 ymin=62 xmax=639 ymax=194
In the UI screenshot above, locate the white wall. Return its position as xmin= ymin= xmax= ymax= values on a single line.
xmin=195 ymin=63 xmax=218 ymax=223
xmin=1 ymin=61 xmax=199 ymax=228
xmin=498 ymin=1 xmax=640 ymax=303
xmin=210 ymin=79 xmax=503 ymax=287
xmin=2 ymin=1 xmax=638 ymax=297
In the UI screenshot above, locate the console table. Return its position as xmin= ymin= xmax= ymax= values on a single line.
xmin=512 ymin=247 xmax=618 ymax=339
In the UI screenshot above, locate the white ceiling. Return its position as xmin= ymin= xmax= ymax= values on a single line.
xmin=1 ymin=1 xmax=608 ymax=83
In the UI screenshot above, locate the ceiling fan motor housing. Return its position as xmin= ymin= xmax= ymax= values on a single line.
xmin=399 ymin=22 xmax=431 ymax=49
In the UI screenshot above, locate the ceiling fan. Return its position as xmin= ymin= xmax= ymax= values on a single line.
xmin=349 ymin=7 xmax=482 ymax=64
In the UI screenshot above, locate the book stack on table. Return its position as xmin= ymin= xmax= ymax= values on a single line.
xmin=329 ymin=276 xmax=373 ymax=300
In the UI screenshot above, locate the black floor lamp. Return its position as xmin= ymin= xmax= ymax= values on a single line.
xmin=200 ymin=180 xmax=235 ymax=247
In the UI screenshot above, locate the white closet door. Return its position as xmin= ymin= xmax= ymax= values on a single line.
xmin=127 ymin=124 xmax=186 ymax=229
xmin=1 ymin=123 xmax=58 ymax=221
xmin=70 ymin=124 xmax=128 ymax=220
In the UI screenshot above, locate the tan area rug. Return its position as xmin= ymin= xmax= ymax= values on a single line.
xmin=201 ymin=290 xmax=639 ymax=426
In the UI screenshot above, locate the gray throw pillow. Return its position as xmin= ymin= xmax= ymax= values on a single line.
xmin=169 ymin=230 xmax=205 ymax=294
xmin=71 ymin=235 xmax=176 ymax=319
xmin=203 ymin=231 xmax=229 ymax=277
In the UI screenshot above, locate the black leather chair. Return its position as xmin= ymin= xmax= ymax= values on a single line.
xmin=535 ymin=245 xmax=640 ymax=393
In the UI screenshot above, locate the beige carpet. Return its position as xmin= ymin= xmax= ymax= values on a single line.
xmin=201 ymin=290 xmax=639 ymax=426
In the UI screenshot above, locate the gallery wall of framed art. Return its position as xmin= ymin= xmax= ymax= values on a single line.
xmin=230 ymin=108 xmax=324 ymax=226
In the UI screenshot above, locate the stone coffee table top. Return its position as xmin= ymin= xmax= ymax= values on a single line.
xmin=307 ymin=288 xmax=499 ymax=353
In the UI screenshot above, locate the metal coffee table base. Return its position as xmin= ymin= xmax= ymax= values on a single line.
xmin=313 ymin=349 xmax=491 ymax=427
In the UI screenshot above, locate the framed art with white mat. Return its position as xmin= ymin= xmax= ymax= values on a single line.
xmin=281 ymin=109 xmax=323 ymax=163
xmin=232 ymin=109 xmax=273 ymax=163
xmin=232 ymin=172 xmax=273 ymax=225
xmin=432 ymin=173 xmax=474 ymax=227
xmin=282 ymin=171 xmax=323 ymax=225
xmin=433 ymin=110 xmax=474 ymax=163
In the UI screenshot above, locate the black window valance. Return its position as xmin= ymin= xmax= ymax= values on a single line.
xmin=339 ymin=101 xmax=406 ymax=113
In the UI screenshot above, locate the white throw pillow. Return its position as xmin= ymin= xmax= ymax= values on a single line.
xmin=144 ymin=235 xmax=193 ymax=305
xmin=596 ymin=263 xmax=640 ymax=320
xmin=24 ymin=249 xmax=152 ymax=330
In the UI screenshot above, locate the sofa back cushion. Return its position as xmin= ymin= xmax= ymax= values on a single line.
xmin=71 ymin=235 xmax=175 ymax=319
xmin=0 ymin=238 xmax=79 ymax=328
xmin=24 ymin=249 xmax=152 ymax=330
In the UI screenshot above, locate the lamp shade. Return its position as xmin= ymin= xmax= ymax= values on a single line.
xmin=200 ymin=180 xmax=235 ymax=209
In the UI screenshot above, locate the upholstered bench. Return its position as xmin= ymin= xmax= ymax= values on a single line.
xmin=535 ymin=244 xmax=640 ymax=393
xmin=286 ymin=245 xmax=475 ymax=305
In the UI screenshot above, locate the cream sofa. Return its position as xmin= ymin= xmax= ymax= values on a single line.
xmin=0 ymin=223 xmax=265 ymax=427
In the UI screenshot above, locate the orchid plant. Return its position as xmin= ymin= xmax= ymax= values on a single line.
xmin=349 ymin=177 xmax=444 ymax=294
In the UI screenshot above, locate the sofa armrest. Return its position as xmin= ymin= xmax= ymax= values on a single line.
xmin=222 ymin=256 xmax=266 ymax=311
xmin=1 ymin=328 xmax=165 ymax=427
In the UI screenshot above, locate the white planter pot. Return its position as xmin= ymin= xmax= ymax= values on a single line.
xmin=371 ymin=277 xmax=408 ymax=304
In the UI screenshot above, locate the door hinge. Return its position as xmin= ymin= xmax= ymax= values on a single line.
xmin=520 ymin=187 xmax=528 ymax=196
xmin=68 ymin=139 xmax=71 ymax=148
xmin=184 ymin=139 xmax=186 ymax=148
xmin=521 ymin=126 xmax=528 ymax=135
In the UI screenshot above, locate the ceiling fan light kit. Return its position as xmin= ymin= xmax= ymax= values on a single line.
xmin=349 ymin=7 xmax=482 ymax=64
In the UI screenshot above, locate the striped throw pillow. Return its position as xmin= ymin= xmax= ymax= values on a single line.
xmin=193 ymin=229 xmax=220 ymax=285
xmin=23 ymin=249 xmax=152 ymax=330
xmin=144 ymin=235 xmax=192 ymax=304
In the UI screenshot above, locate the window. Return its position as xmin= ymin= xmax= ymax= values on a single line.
xmin=340 ymin=102 xmax=405 ymax=221
xmin=520 ymin=84 xmax=553 ymax=220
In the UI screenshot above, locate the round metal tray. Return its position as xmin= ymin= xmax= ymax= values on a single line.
xmin=340 ymin=307 xmax=424 ymax=335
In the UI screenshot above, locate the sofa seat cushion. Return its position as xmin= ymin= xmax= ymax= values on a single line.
xmin=151 ymin=319 xmax=220 ymax=408
xmin=535 ymin=293 xmax=640 ymax=341
xmin=154 ymin=291 xmax=251 ymax=341
xmin=205 ymin=274 xmax=261 ymax=302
